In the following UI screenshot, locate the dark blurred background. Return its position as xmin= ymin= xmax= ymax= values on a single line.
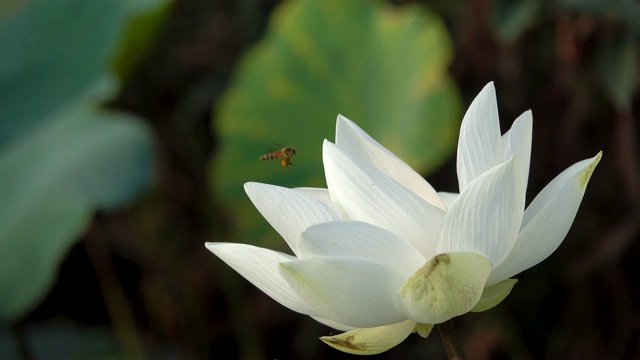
xmin=1 ymin=0 xmax=638 ymax=358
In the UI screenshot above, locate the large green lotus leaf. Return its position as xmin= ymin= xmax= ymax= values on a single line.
xmin=0 ymin=0 xmax=21 ymax=22
xmin=0 ymin=0 xmax=171 ymax=147
xmin=0 ymin=100 xmax=153 ymax=322
xmin=0 ymin=0 xmax=124 ymax=147
xmin=211 ymin=0 xmax=461 ymax=249
xmin=0 ymin=0 xmax=165 ymax=322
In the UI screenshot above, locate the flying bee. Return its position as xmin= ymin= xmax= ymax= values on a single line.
xmin=259 ymin=146 xmax=297 ymax=167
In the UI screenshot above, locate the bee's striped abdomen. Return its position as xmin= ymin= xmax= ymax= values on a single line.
xmin=259 ymin=151 xmax=282 ymax=160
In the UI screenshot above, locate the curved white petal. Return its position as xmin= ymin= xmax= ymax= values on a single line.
xmin=245 ymin=182 xmax=340 ymax=255
xmin=293 ymin=187 xmax=348 ymax=219
xmin=311 ymin=316 xmax=354 ymax=332
xmin=457 ymin=82 xmax=503 ymax=190
xmin=205 ymin=243 xmax=316 ymax=315
xmin=279 ymin=257 xmax=407 ymax=328
xmin=298 ymin=221 xmax=425 ymax=278
xmin=437 ymin=157 xmax=525 ymax=265
xmin=437 ymin=191 xmax=459 ymax=211
xmin=501 ymin=110 xmax=532 ymax=189
xmin=293 ymin=187 xmax=332 ymax=205
xmin=487 ymin=152 xmax=602 ymax=284
xmin=323 ymin=140 xmax=444 ymax=258
xmin=320 ymin=319 xmax=417 ymax=355
xmin=336 ymin=115 xmax=445 ymax=209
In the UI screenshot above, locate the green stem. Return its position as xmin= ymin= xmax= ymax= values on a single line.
xmin=438 ymin=319 xmax=465 ymax=360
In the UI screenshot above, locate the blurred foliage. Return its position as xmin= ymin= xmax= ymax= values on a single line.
xmin=489 ymin=0 xmax=640 ymax=110
xmin=0 ymin=0 xmax=170 ymax=323
xmin=211 ymin=0 xmax=461 ymax=250
xmin=561 ymin=0 xmax=640 ymax=33
xmin=112 ymin=0 xmax=175 ymax=81
xmin=0 ymin=317 xmax=120 ymax=358
xmin=491 ymin=0 xmax=543 ymax=44
xmin=0 ymin=0 xmax=124 ymax=144
xmin=595 ymin=32 xmax=638 ymax=109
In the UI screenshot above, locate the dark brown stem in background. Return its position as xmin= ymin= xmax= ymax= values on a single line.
xmin=12 ymin=325 xmax=33 ymax=360
xmin=438 ymin=319 xmax=465 ymax=360
xmin=85 ymin=224 xmax=145 ymax=359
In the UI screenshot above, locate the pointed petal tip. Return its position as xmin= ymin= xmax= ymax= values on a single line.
xmin=322 ymin=139 xmax=339 ymax=155
xmin=244 ymin=181 xmax=260 ymax=193
xmin=480 ymin=81 xmax=496 ymax=96
xmin=336 ymin=114 xmax=357 ymax=136
xmin=578 ymin=151 xmax=602 ymax=189
xmin=519 ymin=109 xmax=533 ymax=122
xmin=457 ymin=81 xmax=502 ymax=189
xmin=468 ymin=82 xmax=497 ymax=111
xmin=594 ymin=150 xmax=603 ymax=163
xmin=204 ymin=242 xmax=227 ymax=252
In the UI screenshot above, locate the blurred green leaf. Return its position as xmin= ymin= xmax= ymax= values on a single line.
xmin=0 ymin=0 xmax=172 ymax=146
xmin=0 ymin=0 xmax=22 ymax=23
xmin=0 ymin=0 xmax=167 ymax=322
xmin=0 ymin=0 xmax=125 ymax=146
xmin=211 ymin=0 xmax=461 ymax=249
xmin=595 ymin=33 xmax=638 ymax=109
xmin=492 ymin=0 xmax=542 ymax=43
xmin=112 ymin=0 xmax=173 ymax=80
xmin=0 ymin=99 xmax=153 ymax=322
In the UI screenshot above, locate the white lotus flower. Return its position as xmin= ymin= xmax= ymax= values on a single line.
xmin=206 ymin=82 xmax=601 ymax=355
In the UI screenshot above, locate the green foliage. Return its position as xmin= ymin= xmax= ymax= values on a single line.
xmin=492 ymin=0 xmax=542 ymax=44
xmin=0 ymin=0 xmax=125 ymax=145
xmin=112 ymin=0 xmax=174 ymax=80
xmin=0 ymin=98 xmax=153 ymax=321
xmin=0 ymin=0 xmax=169 ymax=322
xmin=0 ymin=0 xmax=21 ymax=23
xmin=491 ymin=0 xmax=640 ymax=111
xmin=595 ymin=33 xmax=638 ymax=110
xmin=211 ymin=0 xmax=462 ymax=249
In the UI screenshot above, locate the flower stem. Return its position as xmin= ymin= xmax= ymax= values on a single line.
xmin=438 ymin=319 xmax=465 ymax=360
